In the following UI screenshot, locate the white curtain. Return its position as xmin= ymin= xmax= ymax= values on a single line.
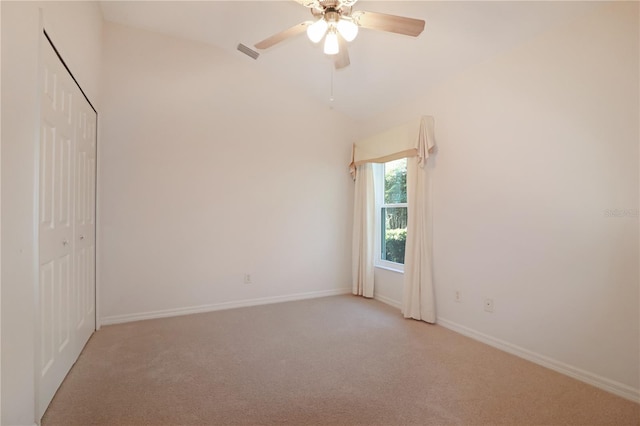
xmin=350 ymin=116 xmax=436 ymax=316
xmin=402 ymin=117 xmax=436 ymax=323
xmin=351 ymin=163 xmax=375 ymax=297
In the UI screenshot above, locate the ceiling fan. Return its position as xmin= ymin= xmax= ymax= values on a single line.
xmin=254 ymin=0 xmax=425 ymax=69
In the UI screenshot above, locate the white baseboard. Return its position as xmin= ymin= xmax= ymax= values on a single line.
xmin=437 ymin=317 xmax=640 ymax=404
xmin=374 ymin=294 xmax=402 ymax=310
xmin=100 ymin=288 xmax=351 ymax=326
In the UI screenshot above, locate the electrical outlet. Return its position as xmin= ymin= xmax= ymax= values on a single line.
xmin=244 ymin=274 xmax=252 ymax=284
xmin=484 ymin=298 xmax=494 ymax=313
xmin=454 ymin=290 xmax=462 ymax=303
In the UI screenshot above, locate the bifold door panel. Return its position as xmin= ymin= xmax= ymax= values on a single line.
xmin=38 ymin=33 xmax=97 ymax=421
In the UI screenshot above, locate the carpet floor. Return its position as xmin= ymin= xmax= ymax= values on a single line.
xmin=42 ymin=295 xmax=639 ymax=425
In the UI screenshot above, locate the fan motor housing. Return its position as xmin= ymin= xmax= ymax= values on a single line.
xmin=325 ymin=10 xmax=341 ymax=23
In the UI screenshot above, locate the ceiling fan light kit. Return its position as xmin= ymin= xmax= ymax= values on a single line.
xmin=254 ymin=0 xmax=425 ymax=69
xmin=307 ymin=11 xmax=358 ymax=50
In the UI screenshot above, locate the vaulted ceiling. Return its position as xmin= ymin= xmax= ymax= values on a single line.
xmin=99 ymin=1 xmax=600 ymax=120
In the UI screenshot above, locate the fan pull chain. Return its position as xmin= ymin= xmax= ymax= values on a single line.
xmin=330 ymin=66 xmax=335 ymax=103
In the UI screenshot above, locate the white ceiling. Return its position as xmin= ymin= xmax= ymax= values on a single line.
xmin=99 ymin=1 xmax=601 ymax=120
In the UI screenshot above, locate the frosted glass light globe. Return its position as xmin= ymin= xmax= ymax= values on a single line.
xmin=307 ymin=18 xmax=328 ymax=43
xmin=337 ymin=18 xmax=358 ymax=42
xmin=323 ymin=30 xmax=339 ymax=55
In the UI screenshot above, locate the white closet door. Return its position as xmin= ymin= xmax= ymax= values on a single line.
xmin=38 ymin=34 xmax=96 ymax=420
xmin=74 ymin=90 xmax=97 ymax=353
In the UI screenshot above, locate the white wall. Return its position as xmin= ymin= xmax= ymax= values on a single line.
xmin=1 ymin=2 xmax=102 ymax=424
xmin=99 ymin=23 xmax=354 ymax=322
xmin=373 ymin=268 xmax=403 ymax=308
xmin=368 ymin=2 xmax=639 ymax=399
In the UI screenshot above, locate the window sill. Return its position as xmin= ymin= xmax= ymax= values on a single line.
xmin=375 ymin=264 xmax=405 ymax=274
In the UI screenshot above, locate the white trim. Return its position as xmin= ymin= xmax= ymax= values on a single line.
xmin=100 ymin=288 xmax=351 ymax=326
xmin=34 ymin=14 xmax=45 ymax=424
xmin=373 ymin=162 xmax=383 ymax=263
xmin=95 ymin=104 xmax=101 ymax=331
xmin=374 ymin=294 xmax=402 ymax=310
xmin=437 ymin=317 xmax=640 ymax=403
xmin=373 ymin=161 xmax=407 ymax=272
xmin=375 ymin=263 xmax=404 ymax=274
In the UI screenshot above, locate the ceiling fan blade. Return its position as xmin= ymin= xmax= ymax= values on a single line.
xmin=334 ymin=36 xmax=350 ymax=69
xmin=353 ymin=11 xmax=425 ymax=37
xmin=255 ymin=21 xmax=311 ymax=50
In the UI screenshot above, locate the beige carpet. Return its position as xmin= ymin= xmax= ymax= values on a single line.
xmin=42 ymin=295 xmax=639 ymax=425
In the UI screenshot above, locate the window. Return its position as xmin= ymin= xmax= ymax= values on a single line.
xmin=375 ymin=158 xmax=407 ymax=271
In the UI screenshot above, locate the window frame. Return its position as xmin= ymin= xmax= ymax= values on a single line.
xmin=373 ymin=160 xmax=407 ymax=273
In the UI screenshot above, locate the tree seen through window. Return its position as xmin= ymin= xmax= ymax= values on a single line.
xmin=381 ymin=159 xmax=407 ymax=264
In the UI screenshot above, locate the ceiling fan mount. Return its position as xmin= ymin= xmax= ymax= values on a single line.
xmin=254 ymin=0 xmax=425 ymax=70
xmin=303 ymin=0 xmax=357 ymax=13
